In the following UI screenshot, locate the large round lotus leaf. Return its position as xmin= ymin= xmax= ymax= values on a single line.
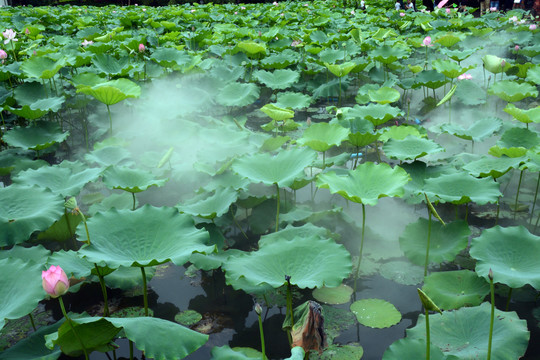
xmin=3 ymin=122 xmax=69 ymax=151
xmin=350 ymin=298 xmax=401 ymax=329
xmin=462 ymin=155 xmax=524 ymax=178
xmin=368 ymin=87 xmax=400 ymax=104
xmin=275 ymin=92 xmax=312 ymax=109
xmin=422 ymin=270 xmax=489 ymax=310
xmin=20 ymin=56 xmax=66 ymax=79
xmin=236 ymin=40 xmax=267 ymax=56
xmin=504 ymin=103 xmax=540 ymax=124
xmin=378 ymin=126 xmax=424 ymax=142
xmin=0 ymin=258 xmax=45 ymax=331
xmin=423 ymin=172 xmax=502 ymax=205
xmin=210 ymin=345 xmax=262 ymax=359
xmin=216 ymin=83 xmax=260 ymax=107
xmin=312 ymin=284 xmax=353 ymax=305
xmin=316 ymin=162 xmax=410 ymax=206
xmin=149 ymin=48 xmax=195 ymax=68
xmin=177 ymin=187 xmax=238 ymax=219
xmin=260 ymin=103 xmax=294 ymax=121
xmin=102 ymin=166 xmax=168 ymax=193
xmin=77 ymin=205 xmax=213 ymax=268
xmin=76 ymin=78 xmax=141 ymax=105
xmin=407 ymin=302 xmax=529 ymax=360
xmin=370 ymin=44 xmax=410 ymax=64
xmin=383 ymin=136 xmax=444 ymax=161
xmin=432 ymin=59 xmax=473 ymax=79
xmin=296 ymin=122 xmax=350 ymax=152
xmin=315 ymin=344 xmax=364 ymax=360
xmin=223 ymin=235 xmax=351 ymax=290
xmin=488 ymin=80 xmax=538 ymax=102
xmin=231 ymin=147 xmax=317 ymax=188
xmin=382 ymin=338 xmax=447 ymax=360
xmin=413 ymin=70 xmax=447 ymax=89
xmin=0 ymin=185 xmax=64 ymax=246
xmin=0 ymin=320 xmax=62 ymax=360
xmin=92 ymin=53 xmax=132 ymax=76
xmin=353 ymin=103 xmax=403 ymax=127
xmin=470 ymin=225 xmax=540 ymax=289
xmin=489 ymin=127 xmax=540 ymax=158
xmin=379 ymin=260 xmax=424 ymax=285
xmin=46 ymin=250 xmax=94 ymax=280
xmin=527 ymin=65 xmax=540 ymax=84
xmin=399 ymin=219 xmax=470 ymax=266
xmin=253 ymin=69 xmax=300 ymax=90
xmin=440 ymin=47 xmax=477 ymax=62
xmin=439 ymin=116 xmax=502 ymax=142
xmin=13 ymin=165 xmax=101 ymax=197
xmin=455 ymin=79 xmax=486 ymax=106
xmin=84 ymin=146 xmax=132 ymax=167
xmin=0 ymin=244 xmax=50 ymax=264
xmin=482 ymin=54 xmax=511 ymax=74
xmin=260 ymin=49 xmax=300 ymax=69
xmin=325 ymin=62 xmax=357 ymax=77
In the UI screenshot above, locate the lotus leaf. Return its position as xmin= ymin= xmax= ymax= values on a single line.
xmin=84 ymin=146 xmax=132 ymax=167
xmin=150 ymin=48 xmax=195 ymax=68
xmin=470 ymin=225 xmax=540 ymax=289
xmin=399 ymin=219 xmax=470 ymax=266
xmin=260 ymin=49 xmax=300 ymax=69
xmin=102 ymin=166 xmax=168 ymax=193
xmin=462 ymin=155 xmax=523 ymax=178
xmin=105 ymin=266 xmax=155 ymax=290
xmin=440 ymin=47 xmax=477 ymax=62
xmin=46 ymin=250 xmax=94 ymax=280
xmin=489 ymin=127 xmax=540 ymax=157
xmin=482 ymin=54 xmax=511 ymax=74
xmin=210 ymin=345 xmax=262 ymax=359
xmin=432 ymin=59 xmax=474 ymax=79
xmin=3 ymin=121 xmax=69 ymax=152
xmin=315 ymin=344 xmax=364 ymax=360
xmin=368 ymin=87 xmax=400 ymax=104
xmin=76 ymin=78 xmax=141 ymax=106
xmin=325 ymin=62 xmax=356 ymax=78
xmin=236 ymin=40 xmax=266 ymax=56
xmin=275 ymin=92 xmax=312 ymax=109
xmin=253 ymin=69 xmax=300 ymax=90
xmin=77 ymin=205 xmax=213 ymax=268
xmin=0 ymin=320 xmax=62 ymax=360
xmin=350 ymin=298 xmax=401 ymax=329
xmin=355 ymin=84 xmax=380 ymax=104
xmin=370 ymin=45 xmax=410 ymax=64
xmin=216 ymin=83 xmax=260 ymax=107
xmin=316 ymin=162 xmax=410 ymax=206
xmin=440 ymin=116 xmax=502 ymax=142
xmin=488 ymin=80 xmax=538 ymax=102
xmin=177 ymin=187 xmax=238 ymax=219
xmin=20 ymin=56 xmax=66 ymax=79
xmin=223 ymin=234 xmax=351 ymax=290
xmin=454 ymin=79 xmax=486 ymax=106
xmin=383 ymin=136 xmax=444 ymax=161
xmin=0 ymin=244 xmax=49 ymax=264
xmin=312 ymin=284 xmax=353 ymax=305
xmin=379 ymin=260 xmax=424 ymax=285
xmin=382 ymin=338 xmax=447 ymax=360
xmin=504 ymin=103 xmax=540 ymax=124
xmin=296 ymin=122 xmax=350 ymax=152
xmin=422 ymin=270 xmax=489 ymax=310
xmin=408 ymin=302 xmax=529 ymax=360
xmin=354 ymin=103 xmax=403 ymax=127
xmin=413 ymin=70 xmax=447 ymax=89
xmin=92 ymin=53 xmax=132 ymax=76
xmin=378 ymin=126 xmax=425 ymax=142
xmin=260 ymin=103 xmax=294 ymax=121
xmin=527 ymin=65 xmax=540 ymax=84
xmin=424 ymin=172 xmax=502 ymax=205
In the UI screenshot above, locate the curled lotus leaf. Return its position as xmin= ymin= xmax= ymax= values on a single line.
xmin=368 ymin=87 xmax=400 ymax=104
xmin=260 ymin=103 xmax=295 ymax=121
xmin=504 ymin=103 xmax=540 ymax=124
xmin=236 ymin=40 xmax=267 ymax=56
xmin=352 ymin=103 xmax=403 ymax=127
xmin=488 ymin=80 xmax=538 ymax=102
xmin=76 ymin=78 xmax=141 ymax=106
xmin=432 ymin=59 xmax=474 ymax=79
xmin=489 ymin=126 xmax=540 ymax=158
xmin=370 ymin=45 xmax=410 ymax=64
xmin=462 ymin=155 xmax=524 ymax=178
xmin=177 ymin=187 xmax=238 ymax=219
xmin=3 ymin=121 xmax=69 ymax=151
xmin=20 ymin=56 xmax=66 ymax=80
xmin=102 ymin=166 xmax=168 ymax=193
xmin=482 ymin=54 xmax=512 ymax=74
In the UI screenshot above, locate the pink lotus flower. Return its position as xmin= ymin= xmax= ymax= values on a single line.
xmin=489 ymin=7 xmax=497 ymax=11
xmin=501 ymin=59 xmax=506 ymax=67
xmin=515 ymin=45 xmax=520 ymax=50
xmin=2 ymin=29 xmax=17 ymax=45
xmin=291 ymin=39 xmax=302 ymax=47
xmin=81 ymin=39 xmax=93 ymax=47
xmin=234 ymin=11 xmax=238 ymax=14
xmin=437 ymin=0 xmax=448 ymax=8
xmin=530 ymin=24 xmax=537 ymax=30
xmin=351 ymin=9 xmax=355 ymax=14
xmin=422 ymin=36 xmax=433 ymax=47
xmin=25 ymin=28 xmax=30 ymax=35
xmin=446 ymin=8 xmax=451 ymax=13
xmin=509 ymin=16 xmax=518 ymax=23
xmin=0 ymin=49 xmax=7 ymax=59
xmin=138 ymin=43 xmax=145 ymax=52
xmin=241 ymin=6 xmax=246 ymax=9
xmin=42 ymin=265 xmax=70 ymax=298
xmin=458 ymin=73 xmax=472 ymax=80
xmin=273 ymin=1 xmax=278 ymax=5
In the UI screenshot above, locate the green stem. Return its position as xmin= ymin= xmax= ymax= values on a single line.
xmin=425 ymin=309 xmax=430 ymax=360
xmin=529 ymin=172 xmax=540 ymax=225
xmin=64 ymin=208 xmax=75 ymax=249
xmin=141 ymin=267 xmax=149 ymax=317
xmin=258 ymin=314 xmax=266 ymax=360
xmin=505 ymin=287 xmax=513 ymax=311
xmin=353 ymin=203 xmax=366 ymax=293
xmin=129 ymin=340 xmax=134 ymax=360
xmin=58 ymin=297 xmax=89 ymax=360
xmin=514 ymin=170 xmax=524 ymax=220
xmin=424 ymin=211 xmax=432 ymax=277
xmin=106 ymin=104 xmax=113 ymax=137
xmin=94 ymin=264 xmax=109 ymax=317
xmin=286 ymin=276 xmax=294 ymax=345
xmin=275 ymin=183 xmax=280 ymax=233
xmin=487 ymin=275 xmax=495 ymax=360
xmin=28 ymin=313 xmax=37 ymax=331
xmin=132 ymin=192 xmax=136 ymax=211
xmin=230 ymin=207 xmax=248 ymax=240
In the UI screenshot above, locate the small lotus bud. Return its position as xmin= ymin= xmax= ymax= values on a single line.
xmin=488 ymin=268 xmax=493 ymax=281
xmin=515 ymin=45 xmax=520 ymax=51
xmin=285 ymin=275 xmax=291 ymax=282
xmin=254 ymin=303 xmax=262 ymax=315
xmin=138 ymin=43 xmax=145 ymax=53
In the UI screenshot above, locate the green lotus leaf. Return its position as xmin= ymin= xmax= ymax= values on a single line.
xmin=0 ymin=244 xmax=49 ymax=265
xmin=13 ymin=165 xmax=101 ymax=197
xmin=0 ymin=258 xmax=45 ymax=332
xmin=20 ymin=56 xmax=66 ymax=80
xmin=439 ymin=116 xmax=502 ymax=142
xmin=319 ymin=48 xmax=345 ymax=64
xmin=260 ymin=49 xmax=300 ymax=69
xmin=368 ymin=87 xmax=400 ymax=104
xmin=316 ymin=162 xmax=410 ymax=206
xmin=0 ymin=185 xmax=64 ymax=246
xmin=223 ymin=234 xmax=351 ymax=290
xmin=77 ymin=205 xmax=213 ymax=268
xmin=382 ymin=338 xmax=447 ymax=360
xmin=399 ymin=219 xmax=470 ymax=266
xmin=489 ymin=127 xmax=540 ymax=158
xmin=383 ymin=136 xmax=444 ymax=161
xmin=216 ymin=83 xmax=260 ymax=107
xmin=296 ymin=122 xmax=350 ymax=152
xmin=352 ymin=103 xmax=403 ymax=127
xmin=350 ymin=299 xmax=401 ymax=329
xmin=422 ymin=270 xmax=489 ymax=310
xmin=504 ymin=103 xmax=540 ymax=124
xmin=379 ymin=260 xmax=424 ymax=285
xmin=408 ymin=302 xmax=529 ymax=360
xmin=432 ymin=59 xmax=474 ymax=79
xmin=259 ymin=223 xmax=329 ymax=245
xmin=455 ymin=79 xmax=486 ymax=106
xmin=76 ymin=78 xmax=141 ymax=106
xmin=232 ymin=147 xmax=317 ymax=188
xmin=462 ymin=155 xmax=524 ymax=178
xmin=413 ymin=70 xmax=447 ymax=89
xmin=423 ymin=172 xmax=502 ymax=205
xmin=440 ymin=47 xmax=477 ymax=62
xmin=275 ymin=92 xmax=312 ymax=109
xmin=71 ymin=72 xmax=105 ymax=88
xmin=312 ymin=284 xmax=353 ymax=305
xmin=46 ymin=250 xmax=94 ymax=280
xmin=471 ymin=225 xmax=540 ymax=289
xmin=105 ymin=266 xmax=154 ymax=290
xmin=236 ymin=40 xmax=267 ymax=56
xmin=3 ymin=121 xmax=69 ymax=151
xmin=102 ymin=166 xmax=168 ymax=193
xmin=315 ymin=344 xmax=364 ymax=360
xmin=370 ymin=45 xmax=410 ymax=64
xmin=355 ymin=84 xmax=380 ymax=104
xmin=253 ymin=69 xmax=300 ymax=90
xmin=6 ymin=105 xmax=49 ymax=121
xmin=488 ymin=80 xmax=538 ymax=102
xmin=526 ymin=65 xmax=540 ymax=84
xmin=92 ymin=53 xmax=132 ymax=76
xmin=434 ymin=32 xmax=463 ymax=47
xmin=210 ymin=345 xmax=262 ymax=359
xmin=324 ymin=62 xmax=356 ymax=78
xmin=150 ymin=47 xmax=195 ymax=68
xmin=177 ymin=187 xmax=238 ymax=219
xmin=482 ymin=54 xmax=511 ymax=74
xmin=260 ymin=103 xmax=295 ymax=121
xmin=379 ymin=125 xmax=424 ymax=142
xmin=84 ymin=146 xmax=132 ymax=167
xmin=174 ymin=310 xmax=203 ymax=327
xmin=0 ymin=319 xmax=62 ymax=360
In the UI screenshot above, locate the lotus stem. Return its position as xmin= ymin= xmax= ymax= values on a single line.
xmin=230 ymin=207 xmax=248 ymax=240
xmin=106 ymin=104 xmax=113 ymax=137
xmin=505 ymin=287 xmax=513 ymax=311
xmin=424 ymin=210 xmax=432 ymax=277
xmin=425 ymin=308 xmax=430 ymax=360
xmin=255 ymin=304 xmax=266 ymax=360
xmin=529 ymin=172 xmax=540 ymax=225
xmin=286 ymin=276 xmax=294 ymax=328
xmin=132 ymin=192 xmax=136 ymax=211
xmin=28 ymin=312 xmax=36 ymax=331
xmin=64 ymin=208 xmax=75 ymax=249
xmin=94 ymin=264 xmax=109 ymax=317
xmin=514 ymin=170 xmax=524 ymax=220
xmin=322 ymin=151 xmax=326 ymax=168
xmin=353 ymin=203 xmax=366 ymax=293
xmin=58 ymin=296 xmax=89 ymax=360
xmin=141 ymin=267 xmax=149 ymax=317
xmin=275 ymin=183 xmax=280 ymax=233
xmin=487 ymin=269 xmax=495 ymax=360
xmin=129 ymin=340 xmax=134 ymax=360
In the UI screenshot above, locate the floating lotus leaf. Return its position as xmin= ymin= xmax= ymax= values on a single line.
xmin=488 ymin=80 xmax=538 ymax=102
xmin=462 ymin=155 xmax=523 ymax=178
xmin=432 ymin=59 xmax=474 ymax=79
xmin=504 ymin=103 xmax=540 ymax=124
xmin=236 ymin=40 xmax=267 ymax=56
xmin=20 ymin=56 xmax=66 ymax=79
xmin=0 ymin=258 xmax=45 ymax=332
xmin=379 ymin=260 xmax=424 ymax=285
xmin=177 ymin=187 xmax=238 ymax=219
xmin=482 ymin=54 xmax=511 ymax=74
xmin=455 ymin=79 xmax=486 ymax=106
xmin=383 ymin=136 xmax=444 ymax=161
xmin=0 ymin=320 xmax=62 ymax=360
xmin=489 ymin=127 xmax=540 ymax=158
xmin=368 ymin=87 xmax=400 ymax=104
xmin=296 ymin=122 xmax=350 ymax=152
xmin=423 ymin=172 xmax=502 ymax=205
xmin=383 ymin=338 xmax=447 ymax=360
xmin=316 ymin=162 xmax=410 ymax=206
xmin=352 ymin=103 xmax=403 ymax=127
xmin=232 ymin=147 xmax=316 ymax=188
xmin=253 ymin=69 xmax=300 ymax=90
xmin=470 ymin=225 xmax=540 ymax=289
xmin=77 ymin=78 xmax=141 ymax=106
xmin=399 ymin=219 xmax=470 ymax=266
xmin=312 ymin=284 xmax=353 ymax=305
xmin=3 ymin=121 xmax=69 ymax=151
xmin=413 ymin=70 xmax=447 ymax=89
xmin=210 ymin=345 xmax=262 ymax=359
xmin=379 ymin=126 xmax=424 ymax=142
xmin=370 ymin=45 xmax=410 ymax=64
xmin=350 ymin=299 xmax=401 ymax=329
xmin=0 ymin=185 xmax=64 ymax=246
xmin=216 ymin=83 xmax=260 ymax=107
xmin=260 ymin=103 xmax=294 ymax=121
xmin=92 ymin=53 xmax=132 ymax=76
xmin=275 ymin=92 xmax=312 ymax=109
xmin=439 ymin=116 xmax=502 ymax=142
xmin=102 ymin=166 xmax=168 ymax=193
xmin=223 ymin=234 xmax=351 ymax=290
xmin=77 ymin=206 xmax=213 ymax=268
xmin=175 ymin=310 xmax=203 ymax=327
xmin=422 ymin=270 xmax=489 ymax=310
xmin=324 ymin=62 xmax=356 ymax=77
xmin=408 ymin=302 xmax=529 ymax=360
xmin=315 ymin=344 xmax=364 ymax=360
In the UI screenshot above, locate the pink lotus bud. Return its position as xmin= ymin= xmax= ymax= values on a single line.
xmin=351 ymin=9 xmax=355 ymax=14
xmin=530 ymin=24 xmax=537 ymax=30
xmin=515 ymin=45 xmax=520 ymax=51
xmin=400 ymin=12 xmax=405 ymax=16
xmin=25 ymin=28 xmax=30 ymax=35
xmin=273 ymin=1 xmax=278 ymax=5
xmin=138 ymin=43 xmax=145 ymax=53
xmin=42 ymin=265 xmax=70 ymax=298
xmin=488 ymin=268 xmax=493 ymax=281
xmin=422 ymin=36 xmax=432 ymax=47
xmin=191 ymin=9 xmax=195 ymax=12
xmin=490 ymin=6 xmax=497 ymax=11
xmin=446 ymin=8 xmax=451 ymax=13
xmin=501 ymin=59 xmax=506 ymax=67
xmin=234 ymin=11 xmax=238 ymax=14
xmin=241 ymin=6 xmax=246 ymax=10
xmin=458 ymin=73 xmax=472 ymax=80
xmin=254 ymin=303 xmax=262 ymax=315
xmin=0 ymin=49 xmax=6 ymax=60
